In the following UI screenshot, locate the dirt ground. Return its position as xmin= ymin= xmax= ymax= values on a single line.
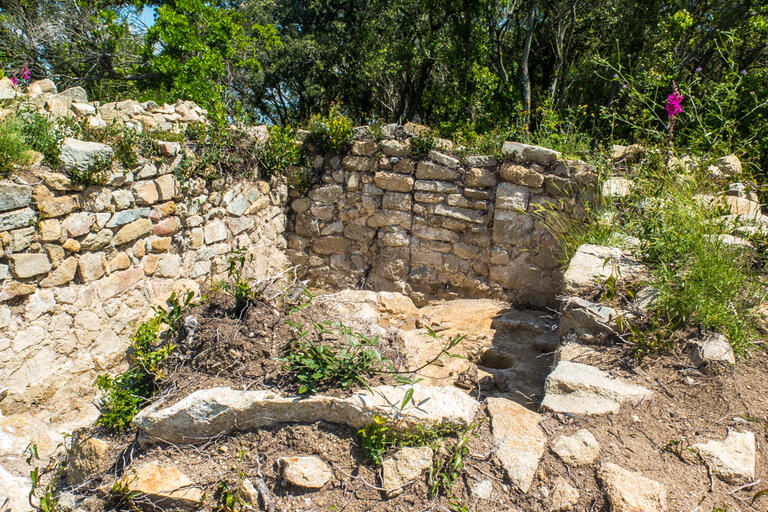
xmin=66 ymin=291 xmax=768 ymax=512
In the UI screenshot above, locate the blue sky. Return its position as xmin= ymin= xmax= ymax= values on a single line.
xmin=139 ymin=6 xmax=155 ymax=29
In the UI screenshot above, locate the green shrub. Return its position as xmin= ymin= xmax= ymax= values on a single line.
xmin=306 ymin=106 xmax=354 ymax=153
xmin=410 ymin=129 xmax=437 ymax=159
xmin=280 ymin=320 xmax=388 ymax=394
xmin=258 ymin=125 xmax=304 ymax=179
xmin=0 ymin=115 xmax=32 ymax=175
xmin=183 ymin=123 xmax=260 ymax=180
xmin=20 ymin=108 xmax=67 ymax=167
xmin=95 ymin=291 xmax=195 ymax=431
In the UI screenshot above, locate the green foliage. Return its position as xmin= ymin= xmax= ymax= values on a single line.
xmin=214 ymin=480 xmax=246 ymax=512
xmin=68 ymin=155 xmax=113 ymax=186
xmin=182 ymin=123 xmax=260 ymax=181
xmin=143 ymin=0 xmax=279 ymax=122
xmin=95 ymin=291 xmax=195 ymax=431
xmin=281 ymin=321 xmax=388 ymax=394
xmin=428 ymin=429 xmax=472 ymax=498
xmin=409 ymin=129 xmax=437 ymax=159
xmin=26 ymin=443 xmax=66 ymax=512
xmin=258 ymin=125 xmax=306 ymax=184
xmin=222 ymin=249 xmax=258 ymax=318
xmin=0 ymin=115 xmax=34 ymax=175
xmin=357 ymin=415 xmax=476 ymax=467
xmin=306 ymin=106 xmax=354 ymax=153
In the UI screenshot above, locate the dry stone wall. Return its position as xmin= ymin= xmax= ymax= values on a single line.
xmin=287 ymin=129 xmax=598 ymax=307
xmin=0 ymin=165 xmax=288 ymax=414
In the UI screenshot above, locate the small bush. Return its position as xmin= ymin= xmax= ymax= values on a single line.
xmin=0 ymin=115 xmax=32 ymax=174
xmin=258 ymin=125 xmax=304 ymax=179
xmin=281 ymin=320 xmax=389 ymax=394
xmin=95 ymin=291 xmax=195 ymax=431
xmin=183 ymin=122 xmax=260 ymax=180
xmin=410 ymin=129 xmax=438 ymax=159
xmin=306 ymin=106 xmax=354 ymax=153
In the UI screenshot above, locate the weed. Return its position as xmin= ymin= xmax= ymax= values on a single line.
xmin=0 ymin=115 xmax=33 ymax=175
xmin=281 ymin=320 xmax=388 ymax=394
xmin=95 ymin=291 xmax=195 ymax=431
xmin=306 ymin=106 xmax=354 ymax=153
xmin=214 ymin=480 xmax=246 ymax=512
xmin=222 ymin=249 xmax=259 ymax=318
xmin=183 ymin=122 xmax=260 ymax=180
xmin=357 ymin=415 xmax=478 ymax=467
xmin=25 ymin=442 xmax=66 ymax=512
xmin=428 ymin=428 xmax=472 ymax=498
xmin=68 ymin=155 xmax=112 ymax=186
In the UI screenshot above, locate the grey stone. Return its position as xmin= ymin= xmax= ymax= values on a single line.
xmin=550 ymin=429 xmax=600 ymax=466
xmin=493 ymin=209 xmax=533 ymax=244
xmin=381 ymin=446 xmax=433 ymax=494
xmin=496 ymin=182 xmax=530 ymax=211
xmin=279 ymin=456 xmax=332 ymax=489
xmin=502 ymin=141 xmax=561 ymax=165
xmin=559 ymin=296 xmax=628 ymax=344
xmin=106 ymin=208 xmax=151 ymax=228
xmin=602 ymin=177 xmax=634 ymax=199
xmin=9 ymin=253 xmax=51 ymax=278
xmin=464 ymin=155 xmax=497 ymax=167
xmin=691 ymin=333 xmax=735 ymax=365
xmin=309 ymin=184 xmax=344 ymax=203
xmin=563 ymin=244 xmax=645 ymax=296
xmin=135 ymin=384 xmax=479 ymax=445
xmin=60 ymin=138 xmax=113 ymax=171
xmin=542 ymin=360 xmax=651 ymax=416
xmin=0 ymin=184 xmax=32 ymax=212
xmin=427 ymin=149 xmax=459 ymax=169
xmin=0 ymin=207 xmax=36 ymax=231
xmin=486 ymin=397 xmax=546 ymax=493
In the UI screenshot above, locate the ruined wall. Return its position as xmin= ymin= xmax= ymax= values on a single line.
xmin=0 ymin=166 xmax=288 ymax=414
xmin=286 ymin=128 xmax=598 ymax=307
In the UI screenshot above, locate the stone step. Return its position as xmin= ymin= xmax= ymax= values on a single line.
xmin=541 ymin=361 xmax=651 ymax=415
xmin=135 ymin=384 xmax=479 ymax=446
xmin=540 ymin=392 xmax=620 ymax=416
xmin=491 ymin=310 xmax=552 ymax=334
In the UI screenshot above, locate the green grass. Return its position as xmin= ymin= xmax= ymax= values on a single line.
xmin=0 ymin=115 xmax=35 ymax=175
xmin=557 ymin=147 xmax=766 ymax=355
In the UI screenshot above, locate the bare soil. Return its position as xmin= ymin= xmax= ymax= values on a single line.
xmin=67 ymin=291 xmax=768 ymax=512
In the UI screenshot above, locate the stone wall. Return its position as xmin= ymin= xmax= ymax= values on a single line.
xmin=0 ymin=165 xmax=288 ymax=414
xmin=286 ymin=128 xmax=598 ymax=307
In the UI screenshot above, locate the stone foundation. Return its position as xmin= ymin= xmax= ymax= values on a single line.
xmin=287 ymin=131 xmax=598 ymax=306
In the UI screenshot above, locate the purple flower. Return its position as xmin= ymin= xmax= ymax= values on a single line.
xmin=695 ymin=66 xmax=702 ymax=72
xmin=741 ymin=69 xmax=747 ymax=75
xmin=20 ymin=65 xmax=29 ymax=81
xmin=9 ymin=75 xmax=18 ymax=87
xmin=665 ymin=83 xmax=683 ymax=120
xmin=622 ymin=84 xmax=628 ymax=89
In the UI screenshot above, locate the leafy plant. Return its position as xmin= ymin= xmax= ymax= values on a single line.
xmin=25 ymin=443 xmax=66 ymax=512
xmin=214 ymin=480 xmax=246 ymax=512
xmin=306 ymin=106 xmax=354 ymax=153
xmin=410 ymin=129 xmax=437 ymax=159
xmin=281 ymin=320 xmax=387 ymax=394
xmin=222 ymin=249 xmax=259 ymax=318
xmin=258 ymin=125 xmax=304 ymax=179
xmin=428 ymin=428 xmax=472 ymax=498
xmin=95 ymin=291 xmax=195 ymax=431
xmin=0 ymin=115 xmax=36 ymax=175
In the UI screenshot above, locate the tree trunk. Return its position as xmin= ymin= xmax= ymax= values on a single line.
xmin=522 ymin=0 xmax=537 ymax=130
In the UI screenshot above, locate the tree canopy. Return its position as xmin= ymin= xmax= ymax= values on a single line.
xmin=1 ymin=0 xmax=767 ymax=166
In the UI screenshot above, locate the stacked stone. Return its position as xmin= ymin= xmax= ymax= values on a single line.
xmin=0 ymin=159 xmax=288 ymax=414
xmin=0 ymin=77 xmax=207 ymax=132
xmin=287 ymin=130 xmax=597 ymax=306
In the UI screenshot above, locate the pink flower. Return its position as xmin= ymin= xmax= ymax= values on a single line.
xmin=20 ymin=65 xmax=29 ymax=81
xmin=665 ymin=83 xmax=683 ymax=120
xmin=9 ymin=75 xmax=18 ymax=87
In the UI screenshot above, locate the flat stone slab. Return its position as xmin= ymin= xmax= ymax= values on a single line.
xmin=693 ymin=431 xmax=755 ymax=484
xmin=543 ymin=360 xmax=651 ymax=417
xmin=117 ymin=461 xmax=203 ymax=509
xmin=381 ymin=446 xmax=433 ymax=494
xmin=598 ymin=463 xmax=667 ymax=512
xmin=486 ymin=397 xmax=546 ymax=493
xmin=551 ymin=429 xmax=600 ymax=466
xmin=136 ymin=384 xmax=479 ymax=445
xmin=278 ymin=456 xmax=332 ymax=489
